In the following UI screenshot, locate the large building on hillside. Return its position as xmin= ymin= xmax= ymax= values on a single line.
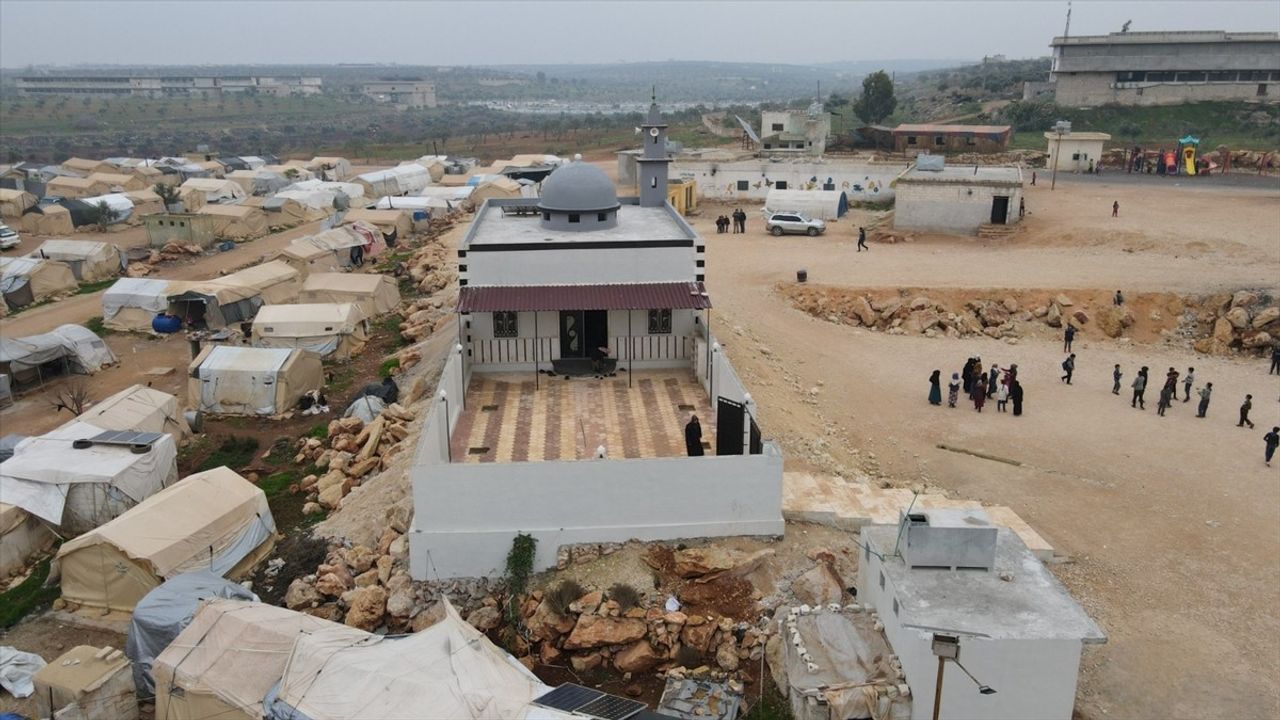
xmin=360 ymin=79 xmax=437 ymax=109
xmin=16 ymin=75 xmax=321 ymax=97
xmin=1048 ymin=30 xmax=1280 ymax=107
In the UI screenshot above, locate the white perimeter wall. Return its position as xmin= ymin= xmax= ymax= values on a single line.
xmin=894 ymin=182 xmax=1024 ymax=235
xmin=858 ymin=545 xmax=1086 ymax=720
xmin=466 ymin=245 xmax=696 ymax=285
xmin=674 ymin=160 xmax=907 ymax=203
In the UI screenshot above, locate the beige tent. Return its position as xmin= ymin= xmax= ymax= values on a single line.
xmin=263 ymin=164 xmax=314 ymax=181
xmin=32 ymin=644 xmax=138 ymax=720
xmin=252 ymin=303 xmax=369 ymax=359
xmin=62 ymin=157 xmax=112 ymax=175
xmin=18 ymin=204 xmax=75 ymax=235
xmin=0 ymin=187 xmax=37 ymax=218
xmin=88 ymin=172 xmax=148 ymax=192
xmin=79 ymin=384 xmax=189 ymax=443
xmin=274 ymin=242 xmax=342 ymax=276
xmin=30 ymin=239 xmax=122 ymax=282
xmin=180 ymin=178 xmax=246 ymax=205
xmin=300 ymin=272 xmax=400 ymax=317
xmin=103 ymin=277 xmax=190 ymax=332
xmin=47 ymin=176 xmax=111 ymax=199
xmin=305 ymin=156 xmax=353 ymax=181
xmin=243 ymin=195 xmax=312 ymax=226
xmin=221 ymin=260 xmax=301 ymax=304
xmin=198 ymin=204 xmax=268 ymax=240
xmin=470 ymin=176 xmax=524 ymax=206
xmin=131 ymin=164 xmax=166 ymax=185
xmin=153 ymin=599 xmax=367 ymax=720
xmin=55 ymin=467 xmax=276 ymax=612
xmin=188 ymin=345 xmax=323 ymax=416
xmin=1 ymin=502 xmax=56 ymax=578
xmin=195 ymin=160 xmax=227 ymax=178
xmin=123 ymin=188 xmax=165 ymax=218
xmin=0 ymin=256 xmax=78 ymax=305
xmin=343 ymin=208 xmax=412 ymax=237
xmin=167 ymin=280 xmax=262 ymax=329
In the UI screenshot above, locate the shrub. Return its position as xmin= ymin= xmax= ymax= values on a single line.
xmin=608 ymin=583 xmax=641 ymax=612
xmin=546 ymin=579 xmax=585 ymax=616
xmin=379 ymin=358 xmax=401 ymax=378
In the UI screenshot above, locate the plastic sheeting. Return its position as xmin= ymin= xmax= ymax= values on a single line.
xmin=77 ymin=193 xmax=134 ymax=225
xmin=50 ymin=324 xmax=117 ymax=372
xmin=0 ymin=647 xmax=46 ymax=699
xmin=0 ymin=324 xmax=116 ymax=377
xmin=356 ymin=164 xmax=429 ymax=197
xmin=126 ymin=571 xmax=258 ymax=696
xmin=102 ymin=278 xmax=178 ymax=329
xmin=190 ymin=346 xmax=322 ymax=416
xmin=344 ymin=395 xmax=385 ymax=423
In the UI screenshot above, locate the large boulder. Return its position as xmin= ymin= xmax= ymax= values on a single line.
xmin=1232 ymin=290 xmax=1258 ymax=308
xmin=851 ymin=296 xmax=878 ymax=326
xmin=1045 ymin=303 xmax=1062 ymax=328
xmin=716 ymin=636 xmax=740 ymax=672
xmin=673 ymin=547 xmax=774 ymax=579
xmin=526 ymin=600 xmax=576 ymax=642
xmin=790 ymin=563 xmax=845 ymax=606
xmin=1225 ymin=306 xmax=1250 ymax=330
xmin=285 ymin=578 xmax=321 ymax=610
xmin=1055 ymin=294 xmax=1074 ymax=308
xmin=681 ymin=620 xmax=717 ymax=653
xmin=467 ymin=606 xmax=502 ymax=631
xmin=345 ymin=586 xmax=388 ymax=631
xmin=614 ymin=640 xmax=664 ymax=673
xmin=563 ymin=616 xmax=648 ymax=650
xmin=1243 ymin=331 xmax=1273 ymax=349
xmin=1252 ymin=306 xmax=1280 ymax=329
xmin=1213 ymin=317 xmax=1235 ymax=343
xmin=1097 ymin=306 xmax=1135 ymax=338
xmin=978 ymin=304 xmax=1010 ymax=327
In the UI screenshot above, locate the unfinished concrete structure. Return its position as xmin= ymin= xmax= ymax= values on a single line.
xmin=1049 ymin=31 xmax=1280 ymax=107
xmin=361 ymin=79 xmax=437 ymax=108
xmin=893 ymin=163 xmax=1023 ymax=236
xmin=760 ymin=105 xmax=832 ymax=156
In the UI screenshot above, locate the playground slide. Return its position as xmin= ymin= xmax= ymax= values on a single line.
xmin=1184 ymin=153 xmax=1197 ymax=176
xmin=1163 ymin=151 xmax=1177 ymax=174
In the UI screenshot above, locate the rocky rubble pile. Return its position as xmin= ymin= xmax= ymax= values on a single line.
xmin=125 ymin=242 xmax=203 ymax=277
xmin=1190 ymin=290 xmax=1280 ymax=356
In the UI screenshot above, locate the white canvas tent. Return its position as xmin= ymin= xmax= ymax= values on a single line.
xmin=285 ymin=179 xmax=364 ymax=203
xmin=275 ymin=242 xmax=342 ymax=276
xmin=188 ymin=346 xmax=323 ymax=416
xmin=31 ymin=238 xmax=123 ymax=282
xmin=78 ymin=384 xmax=188 ymax=443
xmin=299 ymin=272 xmax=400 ymax=317
xmin=374 ymin=195 xmax=450 ymax=211
xmin=0 ymin=420 xmax=178 ymax=534
xmin=763 ymin=189 xmax=849 ymax=220
xmin=304 ymin=156 xmax=353 ymax=181
xmin=102 ymin=277 xmax=188 ymax=332
xmin=418 ymin=185 xmax=474 ymax=202
xmin=0 ymin=502 xmax=56 ymax=578
xmin=289 ymin=223 xmax=385 ymax=269
xmin=179 ymin=178 xmax=246 ymax=205
xmin=1 ymin=257 xmax=77 ymax=308
xmin=252 ymin=303 xmax=369 ymax=359
xmin=55 ymin=467 xmax=277 ymax=611
xmin=356 ymin=164 xmax=430 ymax=197
xmin=0 ymin=323 xmax=116 ymax=387
xmin=49 ymin=324 xmax=117 ymax=372
xmin=153 ymin=599 xmax=368 ymax=720
xmin=266 ymin=598 xmax=565 ymax=720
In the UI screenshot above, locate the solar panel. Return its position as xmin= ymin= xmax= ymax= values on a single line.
xmin=88 ymin=430 xmax=164 ymax=448
xmin=576 ymin=694 xmax=646 ymax=720
xmin=533 ymin=684 xmax=605 ymax=713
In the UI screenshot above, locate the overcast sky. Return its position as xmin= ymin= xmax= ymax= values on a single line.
xmin=2 ymin=1 xmax=1277 ymax=67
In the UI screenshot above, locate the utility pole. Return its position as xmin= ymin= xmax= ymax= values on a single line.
xmin=1050 ymin=120 xmax=1071 ymax=190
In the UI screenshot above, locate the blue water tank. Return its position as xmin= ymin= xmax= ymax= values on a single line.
xmin=152 ymin=314 xmax=182 ymax=334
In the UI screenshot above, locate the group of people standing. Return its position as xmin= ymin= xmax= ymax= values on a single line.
xmin=929 ymin=357 xmax=1024 ymax=415
xmin=715 ymin=208 xmax=748 ymax=234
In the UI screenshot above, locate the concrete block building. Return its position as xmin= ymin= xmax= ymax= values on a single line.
xmin=1045 ymin=131 xmax=1111 ymax=173
xmin=361 ymin=79 xmax=437 ymax=109
xmin=1049 ymin=31 xmax=1280 ymax=107
xmin=409 ymin=100 xmax=783 ymax=580
xmin=760 ymin=105 xmax=832 ymax=156
xmin=892 ymin=124 xmax=1012 ymax=155
xmin=893 ymin=162 xmax=1024 ymax=235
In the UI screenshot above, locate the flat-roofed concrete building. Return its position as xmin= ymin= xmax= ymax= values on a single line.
xmin=1049 ymin=30 xmax=1280 ymax=107
xmin=361 ymin=79 xmax=437 ymax=109
xmin=894 ymin=162 xmax=1024 ymax=236
xmin=16 ymin=75 xmax=321 ymax=97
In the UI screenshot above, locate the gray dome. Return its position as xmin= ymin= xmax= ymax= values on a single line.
xmin=537 ymin=162 xmax=620 ymax=213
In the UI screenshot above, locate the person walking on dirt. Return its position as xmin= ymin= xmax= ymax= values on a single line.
xmin=1162 ymin=368 xmax=1179 ymax=405
xmin=973 ymin=376 xmax=987 ymax=412
xmin=947 ymin=373 xmax=960 ymax=408
xmin=735 ymin=208 xmax=748 ymax=234
xmin=1265 ymin=427 xmax=1280 ymax=467
xmin=1271 ymin=344 xmax=1280 ymax=375
xmin=996 ymin=379 xmax=1010 ymax=412
xmin=961 ymin=357 xmax=975 ymax=395
xmin=1010 ymin=380 xmax=1024 ymax=416
xmin=1197 ymin=382 xmax=1213 ymax=418
xmin=857 ymin=227 xmax=869 ymax=252
xmin=1238 ymin=394 xmax=1255 ymax=429
xmin=1157 ymin=384 xmax=1174 ymax=416
xmin=1018 ymin=198 xmax=1026 ymax=218
xmin=970 ymin=358 xmax=984 ymax=399
xmin=1132 ymin=366 xmax=1149 ymax=409
xmin=1183 ymin=368 xmax=1195 ymax=402
xmin=1061 ymin=353 xmax=1076 ymax=384
xmin=1113 ymin=364 xmax=1123 ymax=394
xmin=1112 ymin=200 xmax=1119 ymax=218
xmin=1063 ymin=324 xmax=1076 ymax=353
xmin=1114 ymin=290 xmax=1124 ymax=306
xmin=928 ymin=370 xmax=942 ymax=406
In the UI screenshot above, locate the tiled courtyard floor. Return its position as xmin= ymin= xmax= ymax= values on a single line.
xmin=449 ymin=370 xmax=715 ymax=462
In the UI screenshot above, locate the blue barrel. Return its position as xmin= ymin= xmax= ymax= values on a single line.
xmin=152 ymin=314 xmax=182 ymax=334
xmin=412 ymin=210 xmax=428 ymax=221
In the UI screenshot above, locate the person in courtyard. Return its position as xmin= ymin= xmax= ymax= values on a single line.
xmin=1061 ymin=353 xmax=1076 ymax=384
xmin=969 ymin=358 xmax=984 ymax=399
xmin=961 ymin=357 xmax=976 ymax=394
xmin=1112 ymin=200 xmax=1119 ymax=217
xmin=1183 ymin=367 xmax=1195 ymax=402
xmin=1114 ymin=290 xmax=1124 ymax=306
xmin=973 ymin=376 xmax=987 ymax=412
xmin=928 ymin=370 xmax=942 ymax=406
xmin=1010 ymin=379 xmax=1024 ymax=416
xmin=1265 ymin=427 xmax=1279 ymax=467
xmin=1238 ymin=394 xmax=1255 ymax=429
xmin=684 ymin=414 xmax=704 ymax=456
xmin=1030 ymin=171 xmax=1036 ymax=185
xmin=1197 ymin=382 xmax=1213 ymax=418
xmin=1063 ymin=324 xmax=1076 ymax=352
xmin=1112 ymin=364 xmax=1123 ymax=394
xmin=947 ymin=373 xmax=960 ymax=408
xmin=996 ymin=378 xmax=1010 ymax=412
xmin=1157 ymin=383 xmax=1174 ymax=416
xmin=857 ymin=226 xmax=869 ymax=251
xmin=1019 ymin=197 xmax=1026 ymax=218
xmin=1132 ymin=366 xmax=1148 ymax=409
xmin=987 ymin=364 xmax=1000 ymax=398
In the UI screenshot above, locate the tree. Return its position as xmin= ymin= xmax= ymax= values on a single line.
xmin=154 ymin=182 xmax=181 ymax=209
xmin=85 ymin=200 xmax=120 ymax=231
xmin=853 ymin=71 xmax=897 ymax=124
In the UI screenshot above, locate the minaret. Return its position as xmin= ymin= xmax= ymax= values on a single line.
xmin=637 ymin=88 xmax=670 ymax=208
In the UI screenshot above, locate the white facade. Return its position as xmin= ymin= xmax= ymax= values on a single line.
xmin=674 ymin=159 xmax=905 ymax=204
xmin=1044 ymin=132 xmax=1111 ymax=173
xmin=894 ymin=166 xmax=1024 ymax=235
xmin=760 ymin=109 xmax=832 ymax=156
xmin=467 ymin=308 xmax=697 ymax=370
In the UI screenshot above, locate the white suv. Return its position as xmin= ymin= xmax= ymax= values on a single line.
xmin=0 ymin=225 xmax=19 ymax=250
xmin=765 ymin=211 xmax=826 ymax=237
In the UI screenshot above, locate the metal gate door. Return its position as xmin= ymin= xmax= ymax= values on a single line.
xmin=716 ymin=396 xmax=744 ymax=456
xmin=749 ymin=416 xmax=763 ymax=455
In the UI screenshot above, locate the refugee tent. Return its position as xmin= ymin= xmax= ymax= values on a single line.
xmin=217 ymin=157 xmax=250 ymax=173
xmin=221 ymin=260 xmax=301 ymax=304
xmin=343 ymin=208 xmax=412 ymax=238
xmin=194 ymin=160 xmax=227 ymax=178
xmin=286 ymin=178 xmax=364 ymax=204
xmin=87 ymin=172 xmax=147 ymax=192
xmin=373 ymin=195 xmax=447 ymax=212
xmin=30 ymin=644 xmax=137 ymax=720
xmin=763 ymin=188 xmax=848 ymax=220
xmin=18 ymin=204 xmax=75 ymax=235
xmin=356 ymin=163 xmax=430 ymax=197
xmin=226 ymin=169 xmax=289 ymax=197
xmin=77 ymin=384 xmax=189 ymax=443
xmin=418 ymin=185 xmax=474 ymax=203
xmin=239 ymin=156 xmax=267 ymax=170
xmin=265 ymin=598 xmax=561 ymax=720
xmin=0 ymin=188 xmax=37 ymax=218
xmin=0 ymin=421 xmax=178 ymax=533
xmin=305 ymin=156 xmax=353 ymax=181
xmin=179 ymin=178 xmax=246 ymax=205
xmin=62 ymin=157 xmax=112 ymax=175
xmin=290 ymin=223 xmax=385 ymax=268
xmin=125 ymin=571 xmax=257 ymax=696
xmin=76 ymin=192 xmax=134 ymax=225
xmin=153 ymin=599 xmax=368 ymax=720
xmin=48 ymin=323 xmax=117 ymax=372
xmin=299 ymin=272 xmax=400 ymax=317
xmin=103 ymin=277 xmax=189 ymax=332
xmin=30 ymin=238 xmax=123 ymax=282
xmin=252 ymin=303 xmax=368 ymax=359
xmin=275 ymin=242 xmax=342 ymax=276
xmin=470 ymin=176 xmax=524 ymax=206
xmin=0 ymin=324 xmax=115 ymax=387
xmin=130 ymin=164 xmax=166 ymax=186
xmin=167 ymin=281 xmax=262 ymax=329
xmin=274 ymin=187 xmax=336 ymax=212
xmin=197 ymin=204 xmax=268 ymax=239
xmin=243 ymin=195 xmax=312 ymax=225
xmin=46 ymin=176 xmax=111 ymax=200
xmin=0 ymin=502 xmax=56 ymax=578
xmin=188 ymin=346 xmax=323 ymax=416
xmin=0 ymin=257 xmax=77 ymax=309
xmin=123 ymin=188 xmax=165 ymax=218
xmin=263 ymin=164 xmax=313 ymax=181
xmin=54 ymin=467 xmax=277 ymax=612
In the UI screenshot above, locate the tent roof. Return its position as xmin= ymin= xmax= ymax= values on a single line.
xmin=253 ymin=302 xmax=363 ymax=330
xmin=221 ymin=259 xmax=298 ymax=290
xmin=301 ymin=272 xmax=394 ymax=294
xmin=196 ymin=345 xmax=294 ymax=374
xmin=181 ymin=178 xmax=243 ymax=192
xmin=78 ymin=384 xmax=185 ymax=439
xmin=198 ymin=204 xmax=260 ymax=219
xmin=88 ymin=172 xmax=136 ymax=185
xmin=48 ymin=176 xmax=104 ymax=189
xmin=295 ymin=226 xmax=366 ymax=251
xmin=32 ymin=238 xmax=114 ymax=259
xmin=56 ymin=467 xmax=270 ymax=578
xmin=344 ymin=208 xmax=409 ymax=224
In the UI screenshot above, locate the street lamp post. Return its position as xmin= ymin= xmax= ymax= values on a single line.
xmin=439 ymin=389 xmax=451 ymax=463
xmin=1050 ymin=120 xmax=1071 ymax=191
xmin=930 ymin=633 xmax=996 ymax=720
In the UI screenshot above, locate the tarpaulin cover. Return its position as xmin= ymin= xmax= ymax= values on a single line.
xmin=77 ymin=384 xmax=188 ymax=443
xmin=252 ymin=303 xmax=368 ymax=359
xmin=0 ymin=420 xmax=177 ymax=532
xmin=32 ymin=238 xmax=123 ymax=281
xmin=344 ymin=395 xmax=385 ymax=423
xmin=50 ymin=323 xmax=117 ymax=372
xmin=0 ymin=330 xmax=69 ymax=374
xmin=0 ymin=256 xmax=77 ymax=302
xmin=0 ymin=647 xmax=46 ymax=699
xmin=0 ymin=500 xmax=55 ymax=578
xmin=286 ymin=179 xmax=364 ymax=200
xmin=55 ymin=466 xmax=276 ymax=611
xmin=356 ymin=164 xmax=429 ymax=197
xmin=125 ymin=571 xmax=258 ymax=695
xmin=102 ymin=278 xmax=182 ymax=330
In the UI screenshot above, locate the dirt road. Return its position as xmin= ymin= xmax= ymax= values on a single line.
xmin=697 ymin=178 xmax=1280 ymax=718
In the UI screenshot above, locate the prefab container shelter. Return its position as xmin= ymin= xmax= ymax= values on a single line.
xmin=0 ymin=256 xmax=77 ymax=309
xmin=31 ymin=239 xmax=123 ymax=282
xmin=197 ymin=204 xmax=268 ymax=240
xmin=54 ymin=467 xmax=278 ymax=612
xmin=252 ymin=303 xmax=369 ymax=359
xmin=153 ymin=599 xmax=368 ymax=720
xmin=188 ymin=345 xmax=323 ymax=416
xmin=299 ymin=272 xmax=400 ymax=317
xmin=0 ymin=420 xmax=178 ymax=534
xmin=763 ymin=188 xmax=849 ymax=220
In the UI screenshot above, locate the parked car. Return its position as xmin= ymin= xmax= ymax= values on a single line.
xmin=0 ymin=225 xmax=20 ymax=250
xmin=764 ymin=211 xmax=825 ymax=237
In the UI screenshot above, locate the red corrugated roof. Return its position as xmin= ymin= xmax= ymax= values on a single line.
xmin=893 ymin=124 xmax=1011 ymax=135
xmin=458 ymin=282 xmax=712 ymax=312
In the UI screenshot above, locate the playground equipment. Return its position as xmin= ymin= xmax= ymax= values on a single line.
xmin=1179 ymin=135 xmax=1200 ymax=176
xmin=1162 ymin=149 xmax=1177 ymax=175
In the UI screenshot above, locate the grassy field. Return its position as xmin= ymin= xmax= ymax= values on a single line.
xmin=1005 ymin=101 xmax=1280 ymax=151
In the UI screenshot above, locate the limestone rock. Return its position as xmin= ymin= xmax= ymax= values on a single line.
xmin=1252 ymin=306 xmax=1280 ymax=329
xmin=570 ymin=590 xmax=603 ymax=615
xmin=345 ymin=545 xmax=377 ymax=574
xmin=681 ymin=620 xmax=717 ymax=653
xmin=540 ymin=643 xmax=563 ymax=665
xmin=909 ymin=296 xmax=932 ymax=311
xmin=570 ymin=652 xmax=603 ymax=673
xmin=1243 ymin=331 xmax=1273 ymax=348
xmin=314 ymin=572 xmax=351 ymax=597
xmin=527 ymin=600 xmax=576 ymax=642
xmin=790 ymin=563 xmax=845 ymax=606
xmin=851 ymin=296 xmax=878 ymax=326
xmin=614 ymin=640 xmax=663 ymax=673
xmin=1045 ymin=303 xmax=1062 ymax=328
xmin=764 ymin=633 xmax=788 ymax=694
xmin=1001 ymin=297 xmax=1019 ymax=313
xmin=978 ymin=304 xmax=1009 ymax=327
xmin=1225 ymin=306 xmax=1250 ymax=330
xmin=673 ymin=547 xmax=774 ymax=579
xmin=563 ymin=616 xmax=648 ymax=650
xmin=716 ymin=637 xmax=740 ymax=672
xmin=285 ymin=578 xmax=321 ymax=610
xmin=1055 ymin=294 xmax=1074 ymax=307
xmin=1072 ymin=309 xmax=1090 ymax=325
xmin=1213 ymin=317 xmax=1235 ymax=342
xmin=345 ymin=586 xmax=388 ymax=631
xmin=1232 ymin=290 xmax=1258 ymax=308
xmin=386 ymin=577 xmax=415 ymax=618
xmin=467 ymin=606 xmax=503 ymax=631
xmin=1032 ymin=306 xmax=1048 ymax=318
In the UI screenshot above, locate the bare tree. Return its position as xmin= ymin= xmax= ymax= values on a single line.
xmin=47 ymin=382 xmax=90 ymax=416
